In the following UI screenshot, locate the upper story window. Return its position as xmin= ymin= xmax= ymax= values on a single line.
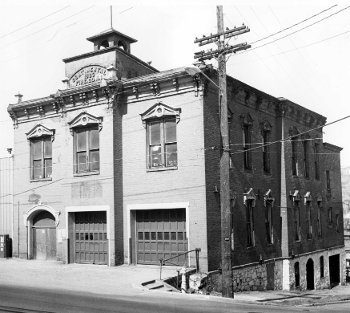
xmin=336 ymin=213 xmax=340 ymax=232
xmin=303 ymin=137 xmax=309 ymax=178
xmin=328 ymin=207 xmax=333 ymax=225
xmin=291 ymin=136 xmax=298 ymax=176
xmin=264 ymin=189 xmax=274 ymax=244
xmin=316 ymin=196 xmax=322 ymax=238
xmin=261 ymin=121 xmax=272 ymax=174
xmin=326 ymin=170 xmax=331 ymax=196
xmin=291 ymin=190 xmax=301 ymax=241
xmin=141 ymin=103 xmax=181 ymax=170
xmin=68 ymin=112 xmax=103 ymax=175
xmin=243 ymin=188 xmax=256 ymax=247
xmin=314 ymin=142 xmax=320 ymax=180
xmin=240 ymin=114 xmax=253 ymax=170
xmin=26 ymin=124 xmax=55 ymax=181
xmin=290 ymin=127 xmax=299 ymax=176
xmin=304 ymin=192 xmax=312 ymax=239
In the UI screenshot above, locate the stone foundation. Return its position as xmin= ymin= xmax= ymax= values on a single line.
xmin=288 ymin=246 xmax=345 ymax=290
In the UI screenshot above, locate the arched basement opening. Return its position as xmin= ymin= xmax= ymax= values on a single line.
xmin=306 ymin=258 xmax=315 ymax=290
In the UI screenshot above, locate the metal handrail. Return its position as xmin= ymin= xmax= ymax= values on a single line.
xmin=159 ymin=248 xmax=201 ymax=280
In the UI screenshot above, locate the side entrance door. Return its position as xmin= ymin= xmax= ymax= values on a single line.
xmin=32 ymin=211 xmax=56 ymax=260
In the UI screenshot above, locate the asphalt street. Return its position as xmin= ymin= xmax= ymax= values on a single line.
xmin=0 ymin=284 xmax=349 ymax=313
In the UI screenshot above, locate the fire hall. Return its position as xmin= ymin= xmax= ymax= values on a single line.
xmin=7 ymin=26 xmax=345 ymax=291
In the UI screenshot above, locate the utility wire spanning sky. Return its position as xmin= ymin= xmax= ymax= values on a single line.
xmin=0 ymin=0 xmax=349 ymax=169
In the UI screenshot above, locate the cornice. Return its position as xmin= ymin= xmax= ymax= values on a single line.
xmin=278 ymin=98 xmax=326 ymax=129
xmin=7 ymin=81 xmax=121 ymax=127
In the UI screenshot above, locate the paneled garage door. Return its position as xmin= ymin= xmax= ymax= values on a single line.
xmin=74 ymin=211 xmax=108 ymax=265
xmin=136 ymin=209 xmax=188 ymax=265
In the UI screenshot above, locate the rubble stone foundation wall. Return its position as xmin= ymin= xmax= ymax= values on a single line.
xmin=288 ymin=246 xmax=345 ymax=290
xmin=232 ymin=263 xmax=267 ymax=291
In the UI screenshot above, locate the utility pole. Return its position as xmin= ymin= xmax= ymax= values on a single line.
xmin=194 ymin=5 xmax=250 ymax=298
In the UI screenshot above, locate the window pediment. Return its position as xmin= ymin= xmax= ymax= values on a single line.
xmin=264 ymin=189 xmax=275 ymax=207
xmin=289 ymin=126 xmax=299 ymax=137
xmin=260 ymin=120 xmax=272 ymax=132
xmin=68 ymin=111 xmax=103 ymax=134
xmin=243 ymin=188 xmax=256 ymax=207
xmin=304 ymin=191 xmax=312 ymax=205
xmin=140 ymin=103 xmax=181 ymax=126
xmin=26 ymin=124 xmax=55 ymax=141
xmin=240 ymin=113 xmax=253 ymax=127
xmin=291 ymin=189 xmax=301 ymax=204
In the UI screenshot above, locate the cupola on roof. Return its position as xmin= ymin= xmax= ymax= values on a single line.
xmin=86 ymin=27 xmax=137 ymax=54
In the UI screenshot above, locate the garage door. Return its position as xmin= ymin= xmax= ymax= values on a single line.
xmin=74 ymin=211 xmax=108 ymax=265
xmin=136 ymin=209 xmax=188 ymax=265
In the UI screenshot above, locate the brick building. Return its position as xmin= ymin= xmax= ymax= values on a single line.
xmin=7 ymin=28 xmax=345 ymax=290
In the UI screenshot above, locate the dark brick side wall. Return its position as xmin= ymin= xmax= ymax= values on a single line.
xmin=322 ymin=144 xmax=344 ymax=248
xmin=203 ymin=82 xmax=221 ymax=271
xmin=226 ymin=78 xmax=281 ymax=266
xmin=203 ymin=73 xmax=282 ymax=270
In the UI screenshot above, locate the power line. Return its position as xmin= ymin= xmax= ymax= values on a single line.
xmin=250 ymin=4 xmax=337 ymax=45
xmin=0 ymin=5 xmax=70 ymax=39
xmin=248 ymin=5 xmax=350 ymax=52
xmin=0 ymin=6 xmax=95 ymax=51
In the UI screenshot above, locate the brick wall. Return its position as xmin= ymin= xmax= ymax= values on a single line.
xmin=121 ymin=78 xmax=209 ymax=270
xmin=12 ymin=100 xmax=115 ymax=264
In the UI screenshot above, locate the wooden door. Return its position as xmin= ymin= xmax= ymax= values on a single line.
xmin=33 ymin=227 xmax=56 ymax=260
xmin=136 ymin=209 xmax=187 ymax=265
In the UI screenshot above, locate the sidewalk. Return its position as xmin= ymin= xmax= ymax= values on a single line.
xmin=0 ymin=258 xmax=178 ymax=296
xmin=1 ymin=258 xmax=349 ymax=307
xmin=225 ymin=284 xmax=350 ymax=307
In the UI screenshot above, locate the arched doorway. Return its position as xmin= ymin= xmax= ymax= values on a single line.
xmin=294 ymin=262 xmax=300 ymax=289
xmin=32 ymin=211 xmax=56 ymax=260
xmin=306 ymin=258 xmax=314 ymax=290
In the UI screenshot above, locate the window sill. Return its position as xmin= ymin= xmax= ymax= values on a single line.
xmin=74 ymin=171 xmax=100 ymax=177
xmin=147 ymin=166 xmax=178 ymax=172
xmin=30 ymin=178 xmax=52 ymax=183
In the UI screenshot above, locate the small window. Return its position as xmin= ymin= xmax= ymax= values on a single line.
xmin=306 ymin=202 xmax=312 ymax=239
xmin=246 ymin=199 xmax=255 ymax=247
xmin=336 ymin=214 xmax=340 ymax=232
xmin=317 ymin=201 xmax=322 ymax=237
xmin=30 ymin=136 xmax=52 ymax=180
xmin=292 ymin=136 xmax=298 ymax=176
xmin=265 ymin=200 xmax=273 ymax=244
xmin=294 ymin=201 xmax=301 ymax=241
xmin=262 ymin=130 xmax=270 ymax=173
xmin=320 ymin=256 xmax=324 ymax=278
xmin=303 ymin=139 xmax=309 ymax=178
xmin=243 ymin=125 xmax=252 ymax=170
xmin=326 ymin=170 xmax=331 ymax=195
xmin=314 ymin=143 xmax=320 ymax=180
xmin=147 ymin=118 xmax=177 ymax=169
xmin=328 ymin=207 xmax=333 ymax=225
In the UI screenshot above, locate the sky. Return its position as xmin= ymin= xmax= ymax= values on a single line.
xmin=0 ymin=0 xmax=349 ymax=168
